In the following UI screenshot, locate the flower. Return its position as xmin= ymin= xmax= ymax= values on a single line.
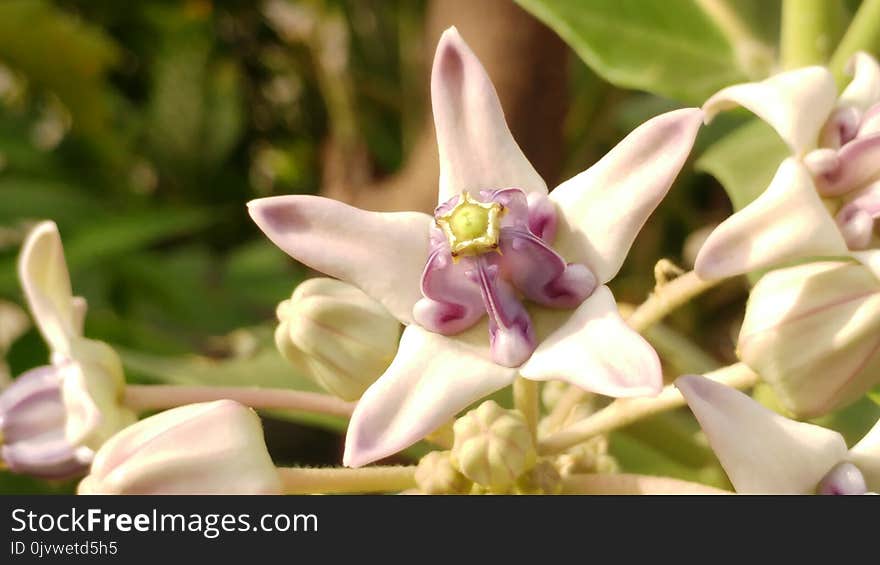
xmin=0 ymin=366 xmax=93 ymax=478
xmin=0 ymin=221 xmax=135 ymax=477
xmin=249 ymin=28 xmax=702 ymax=467
xmin=676 ymin=375 xmax=880 ymax=494
xmin=78 ymin=400 xmax=282 ymax=494
xmin=275 ymin=277 xmax=401 ymax=401
xmin=738 ymin=261 xmax=880 ymax=417
xmin=695 ymin=52 xmax=880 ymax=279
xmin=0 ymin=300 xmax=29 ymax=386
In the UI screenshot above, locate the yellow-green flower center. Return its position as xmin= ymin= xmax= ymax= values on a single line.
xmin=436 ymin=192 xmax=503 ymax=257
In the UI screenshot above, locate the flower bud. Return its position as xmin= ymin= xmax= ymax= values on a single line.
xmin=515 ymin=460 xmax=562 ymax=495
xmin=78 ymin=400 xmax=282 ymax=495
xmin=0 ymin=366 xmax=93 ymax=478
xmin=275 ymin=278 xmax=401 ymax=400
xmin=450 ymin=400 xmax=536 ymax=490
xmin=414 ymin=450 xmax=471 ymax=494
xmin=738 ymin=261 xmax=880 ymax=417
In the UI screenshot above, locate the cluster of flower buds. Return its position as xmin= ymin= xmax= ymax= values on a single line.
xmin=695 ymin=52 xmax=880 ymax=417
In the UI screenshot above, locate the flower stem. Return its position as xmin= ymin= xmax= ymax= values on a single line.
xmin=513 ymin=377 xmax=539 ymax=443
xmin=123 ymin=385 xmax=355 ymax=418
xmin=830 ymin=0 xmax=880 ymax=82
xmin=625 ymin=271 xmax=721 ymax=333
xmin=538 ymin=363 xmax=758 ymax=456
xmin=276 ymin=466 xmax=417 ymax=494
xmin=781 ymin=0 xmax=842 ymax=68
xmin=560 ymin=473 xmax=730 ymax=495
xmin=543 ymin=271 xmax=720 ymax=432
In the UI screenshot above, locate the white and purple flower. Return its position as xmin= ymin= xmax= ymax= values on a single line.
xmin=249 ymin=28 xmax=703 ymax=467
xmin=677 ymin=375 xmax=880 ymax=494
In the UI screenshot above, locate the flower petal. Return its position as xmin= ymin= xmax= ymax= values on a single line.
xmin=703 ymin=66 xmax=837 ymax=155
xmin=343 ymin=325 xmax=517 ymax=467
xmin=520 ymin=286 xmax=662 ymax=397
xmin=676 ymin=375 xmax=848 ymax=494
xmin=852 ymin=248 xmax=880 ymax=280
xmin=839 ymin=52 xmax=880 ymax=114
xmin=814 ymin=133 xmax=880 ymax=197
xmin=431 ymin=27 xmax=546 ymax=203
xmin=549 ymin=108 xmax=702 ymax=283
xmin=849 ymin=419 xmax=880 ymax=492
xmin=248 ymin=195 xmax=432 ymax=324
xmin=694 ymin=159 xmax=849 ymax=279
xmin=17 ymin=221 xmax=77 ymax=355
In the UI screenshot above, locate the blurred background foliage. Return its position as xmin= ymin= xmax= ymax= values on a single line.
xmin=2 ymin=0 xmax=878 ymax=493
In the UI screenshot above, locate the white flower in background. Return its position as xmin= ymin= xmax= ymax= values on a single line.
xmin=275 ymin=277 xmax=401 ymax=401
xmin=0 ymin=299 xmax=29 ymax=386
xmin=696 ymin=52 xmax=880 ymax=279
xmin=677 ymin=375 xmax=880 ymax=494
xmin=692 ymin=53 xmax=880 ymax=416
xmin=78 ymin=400 xmax=281 ymax=495
xmin=249 ymin=28 xmax=702 ymax=467
xmin=0 ymin=222 xmax=135 ymax=478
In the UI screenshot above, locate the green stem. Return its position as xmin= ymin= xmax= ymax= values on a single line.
xmin=123 ymin=384 xmax=354 ymax=418
xmin=538 ymin=363 xmax=759 ymax=456
xmin=561 ymin=473 xmax=730 ymax=495
xmin=830 ymin=0 xmax=880 ymax=82
xmin=277 ymin=466 xmax=417 ymax=494
xmin=781 ymin=0 xmax=842 ymax=68
xmin=513 ymin=377 xmax=539 ymax=443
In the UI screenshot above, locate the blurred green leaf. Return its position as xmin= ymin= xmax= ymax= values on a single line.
xmin=610 ymin=431 xmax=730 ymax=489
xmin=515 ymin=0 xmax=751 ymax=104
xmin=0 ymin=207 xmax=216 ymax=293
xmin=117 ymin=329 xmax=348 ymax=433
xmin=811 ymin=395 xmax=880 ymax=446
xmin=202 ymin=59 xmax=245 ymax=168
xmin=696 ymin=118 xmax=789 ymax=210
xmin=0 ymin=0 xmax=120 ymax=138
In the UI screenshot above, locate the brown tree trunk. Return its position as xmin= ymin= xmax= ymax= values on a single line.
xmin=322 ymin=0 xmax=569 ymax=213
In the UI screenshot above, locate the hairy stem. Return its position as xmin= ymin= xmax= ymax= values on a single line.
xmin=781 ymin=0 xmax=842 ymax=68
xmin=513 ymin=377 xmax=539 ymax=443
xmin=277 ymin=466 xmax=417 ymax=494
xmin=561 ymin=473 xmax=730 ymax=495
xmin=539 ymin=363 xmax=759 ymax=456
xmin=123 ymin=385 xmax=354 ymax=418
xmin=830 ymin=0 xmax=880 ymax=82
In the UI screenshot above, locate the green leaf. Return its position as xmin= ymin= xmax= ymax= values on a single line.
xmin=117 ymin=328 xmax=349 ymax=433
xmin=609 ymin=431 xmax=730 ymax=489
xmin=514 ymin=0 xmax=752 ymax=103
xmin=696 ymin=118 xmax=789 ymax=210
xmin=869 ymin=384 xmax=880 ymax=406
xmin=0 ymin=0 xmax=120 ymax=138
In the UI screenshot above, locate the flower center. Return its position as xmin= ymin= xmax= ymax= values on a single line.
xmin=436 ymin=192 xmax=502 ymax=257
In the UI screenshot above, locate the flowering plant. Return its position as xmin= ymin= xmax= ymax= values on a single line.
xmin=3 ymin=0 xmax=880 ymax=496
